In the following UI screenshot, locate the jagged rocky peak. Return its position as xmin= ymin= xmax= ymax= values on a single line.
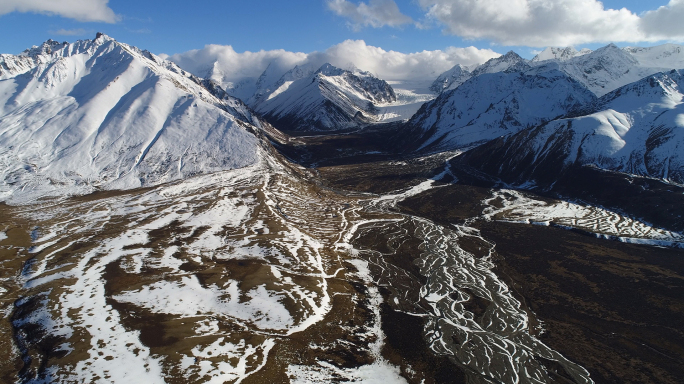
xmin=20 ymin=39 xmax=68 ymax=57
xmin=315 ymin=62 xmax=346 ymax=77
xmin=532 ymin=46 xmax=592 ymax=62
xmin=430 ymin=50 xmax=531 ymax=95
xmin=472 ymin=50 xmax=531 ymax=76
xmin=430 ymin=63 xmax=471 ymax=94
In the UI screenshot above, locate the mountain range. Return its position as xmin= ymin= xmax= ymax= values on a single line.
xmin=1 ymin=34 xmax=684 ymax=384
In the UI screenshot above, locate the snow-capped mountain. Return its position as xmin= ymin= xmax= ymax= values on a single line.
xmin=0 ymin=39 xmax=69 ymax=80
xmin=0 ymin=34 xmax=263 ymax=202
xmin=432 ymin=43 xmax=684 ymax=99
xmin=249 ymin=62 xmax=318 ymax=106
xmin=407 ymin=68 xmax=596 ymax=151
xmin=457 ymin=69 xmax=684 ymax=185
xmin=471 ymin=51 xmax=531 ymax=77
xmin=408 ymin=43 xmax=684 ymax=153
xmin=539 ymin=44 xmax=655 ymax=97
xmin=431 ymin=51 xmax=530 ymax=94
xmin=251 ymin=63 xmax=396 ymax=131
xmin=534 ymin=43 xmax=684 ymax=97
xmin=429 ymin=64 xmax=471 ymax=94
xmin=531 ymin=46 xmax=592 ymax=63
xmin=624 ymin=44 xmax=684 ymax=69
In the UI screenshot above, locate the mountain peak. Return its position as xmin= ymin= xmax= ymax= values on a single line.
xmin=503 ymin=50 xmax=522 ymax=59
xmin=94 ymin=32 xmax=115 ymax=42
xmin=595 ymin=43 xmax=622 ymax=54
xmin=472 ymin=50 xmax=530 ymax=77
xmin=430 ymin=63 xmax=472 ymax=93
xmin=20 ymin=39 xmax=67 ymax=58
xmin=315 ymin=63 xmax=345 ymax=77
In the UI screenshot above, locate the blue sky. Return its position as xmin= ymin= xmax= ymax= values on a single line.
xmin=0 ymin=0 xmax=680 ymax=59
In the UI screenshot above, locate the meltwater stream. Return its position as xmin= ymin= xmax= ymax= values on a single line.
xmin=341 ymin=166 xmax=595 ymax=384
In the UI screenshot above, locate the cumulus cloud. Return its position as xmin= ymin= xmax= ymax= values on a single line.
xmin=325 ymin=0 xmax=684 ymax=47
xmin=0 ymin=0 xmax=118 ymax=23
xmin=168 ymin=45 xmax=309 ymax=84
xmin=417 ymin=0 xmax=646 ymax=47
xmin=327 ymin=0 xmax=413 ymax=30
xmin=641 ymin=0 xmax=684 ymax=40
xmin=168 ymin=40 xmax=500 ymax=85
xmin=308 ymin=40 xmax=499 ymax=80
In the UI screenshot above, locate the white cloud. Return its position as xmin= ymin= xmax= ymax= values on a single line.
xmin=641 ymin=0 xmax=684 ymax=40
xmin=168 ymin=45 xmax=309 ymax=84
xmin=417 ymin=0 xmax=645 ymax=47
xmin=168 ymin=40 xmax=500 ymax=85
xmin=327 ymin=0 xmax=413 ymax=30
xmin=321 ymin=0 xmax=684 ymax=47
xmin=310 ymin=40 xmax=499 ymax=80
xmin=0 ymin=0 xmax=118 ymax=23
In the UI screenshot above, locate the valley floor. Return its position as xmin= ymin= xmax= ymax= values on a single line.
xmin=1 ymin=127 xmax=683 ymax=384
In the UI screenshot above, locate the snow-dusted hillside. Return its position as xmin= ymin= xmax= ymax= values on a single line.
xmin=0 ymin=34 xmax=263 ymax=203
xmin=408 ymin=68 xmax=596 ymax=151
xmin=251 ymin=63 xmax=396 ymax=131
xmin=458 ymin=70 xmax=684 ymax=184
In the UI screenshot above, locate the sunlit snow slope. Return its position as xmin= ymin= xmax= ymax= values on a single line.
xmin=409 ymin=68 xmax=596 ymax=151
xmin=0 ymin=34 xmax=263 ymax=203
xmin=459 ymin=70 xmax=684 ymax=184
